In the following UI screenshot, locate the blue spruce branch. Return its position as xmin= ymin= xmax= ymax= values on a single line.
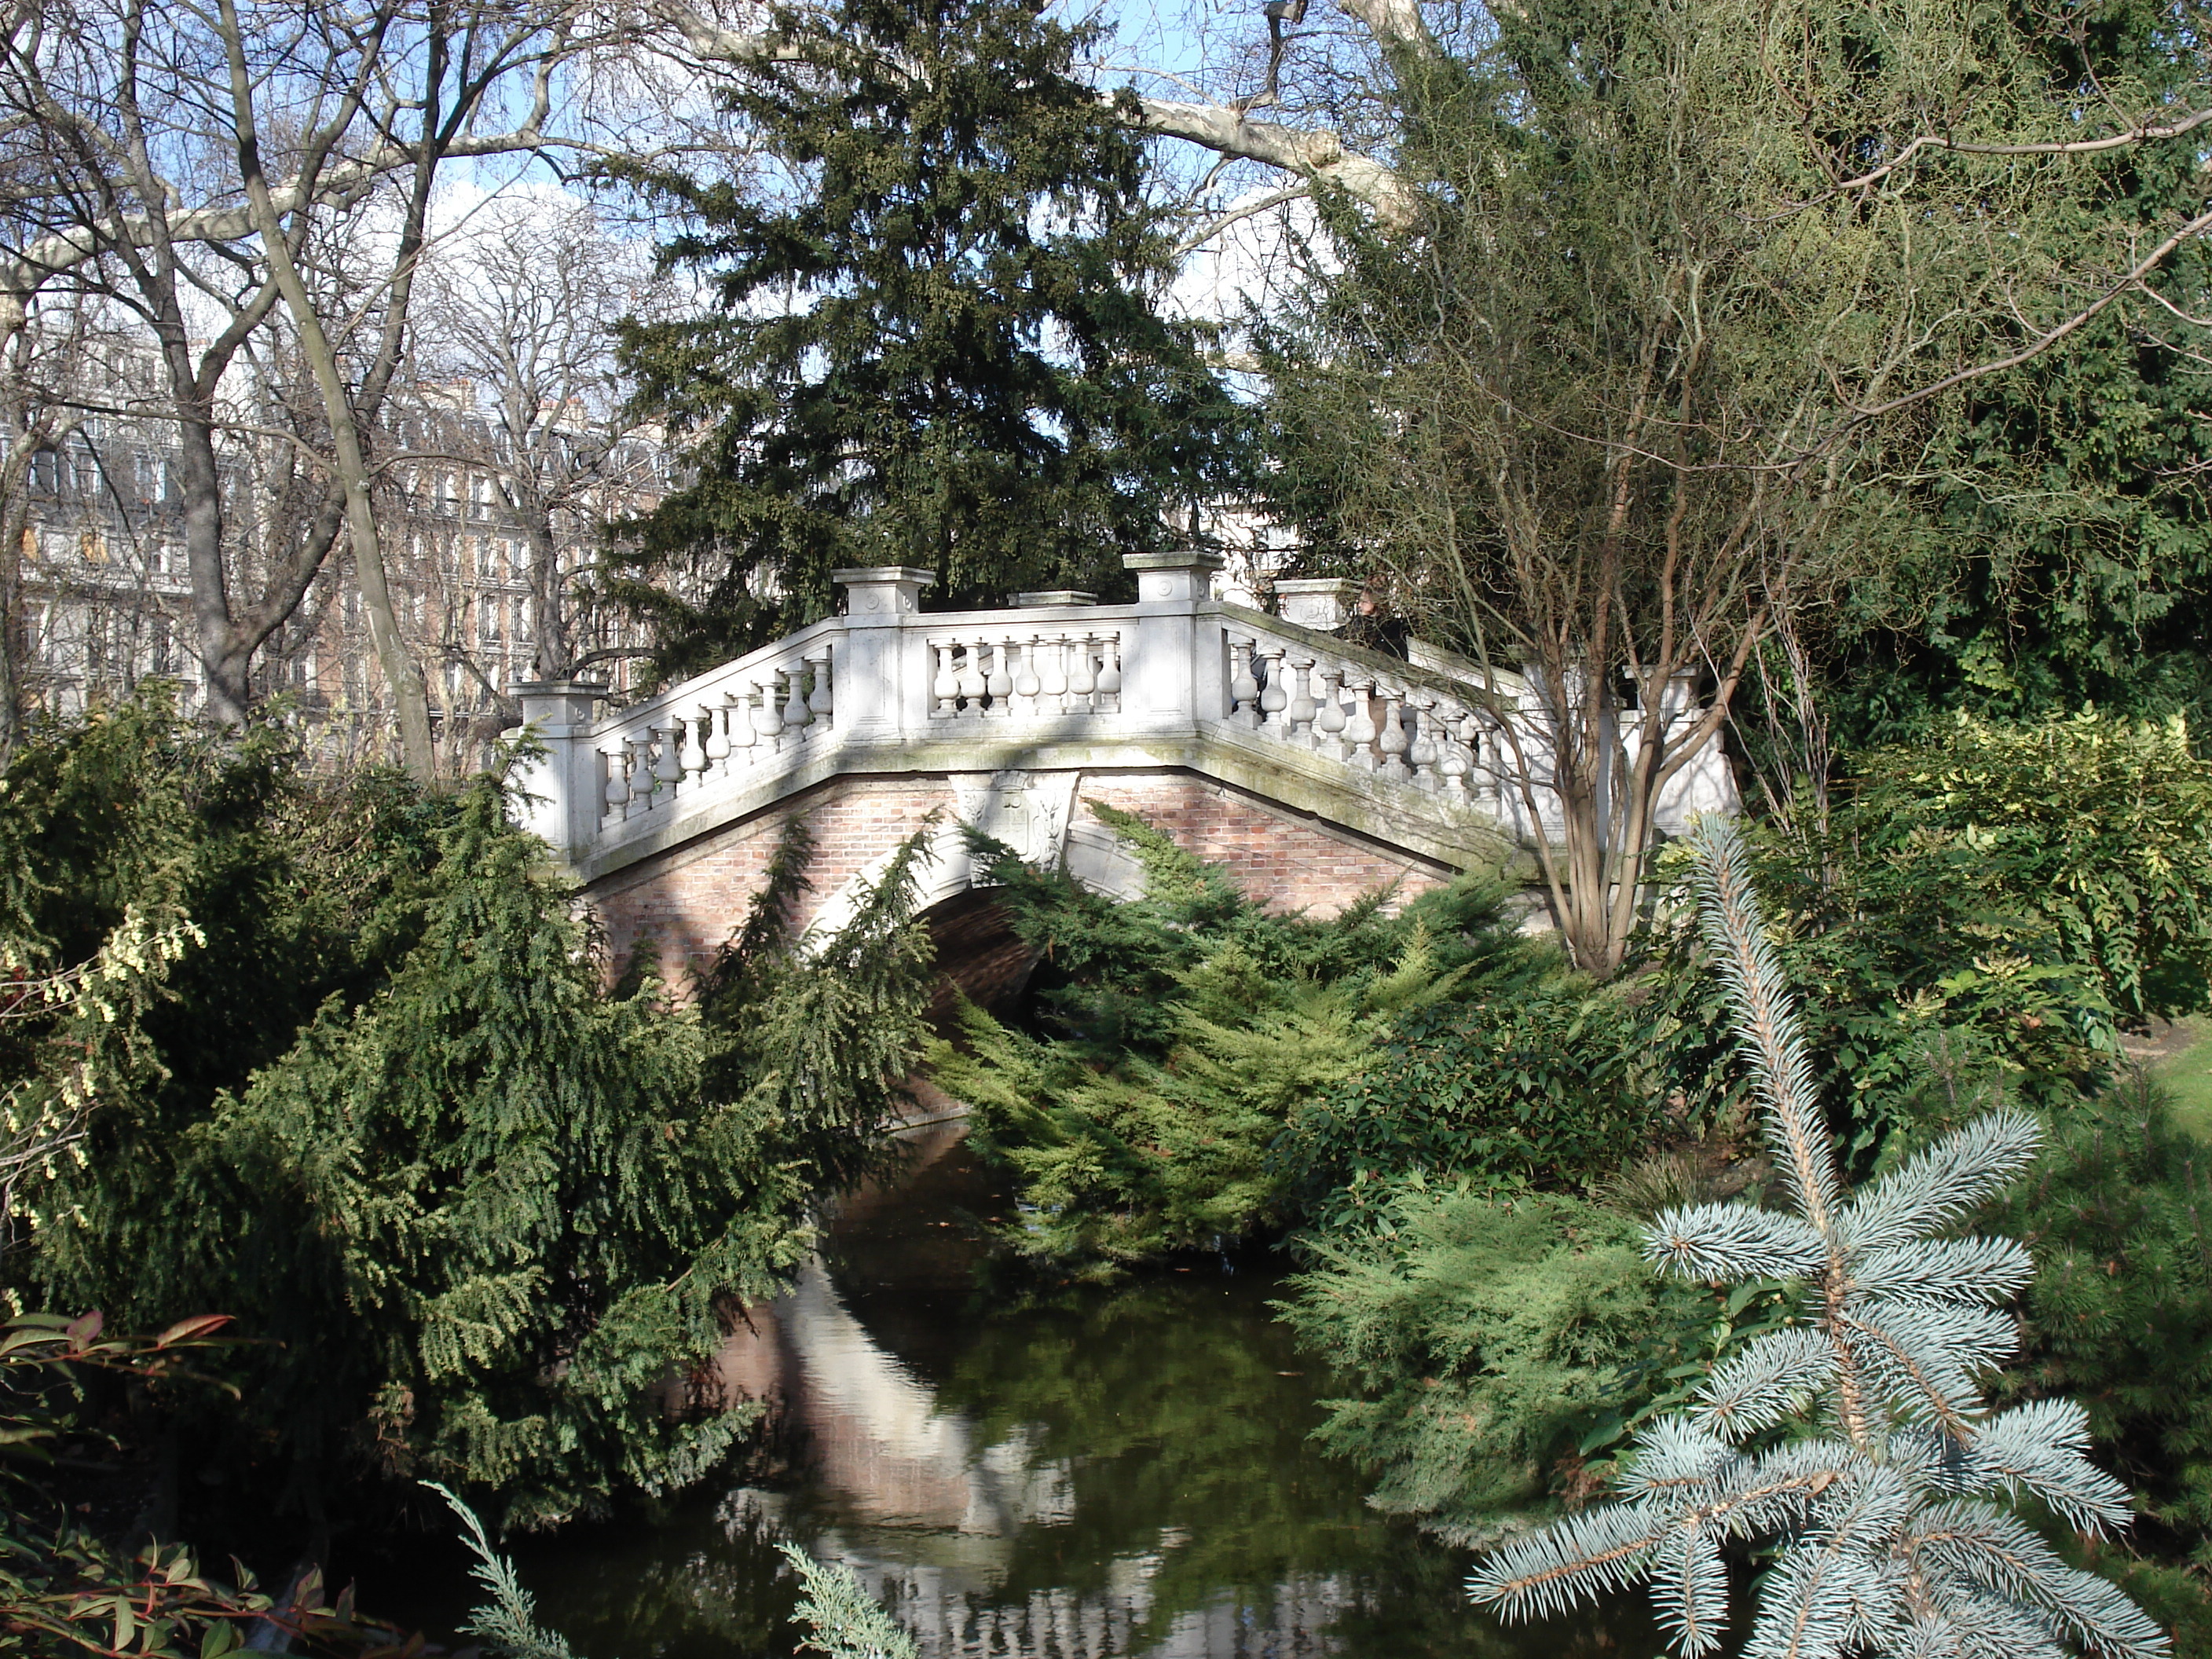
xmin=1465 ymin=816 xmax=2169 ymax=1658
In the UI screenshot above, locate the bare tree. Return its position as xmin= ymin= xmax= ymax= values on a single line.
xmin=1259 ymin=0 xmax=2212 ymax=975
xmin=0 ymin=0 xmax=580 ymax=775
xmin=408 ymin=197 xmax=668 ymax=688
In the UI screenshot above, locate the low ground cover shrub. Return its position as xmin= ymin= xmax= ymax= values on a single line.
xmin=928 ymin=805 xmax=1630 ymax=1265
xmin=1284 ymin=985 xmax=1663 ymax=1232
xmin=1280 ymin=1186 xmax=1667 ymax=1535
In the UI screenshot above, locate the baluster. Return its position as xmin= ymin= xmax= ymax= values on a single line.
xmin=1287 ymin=657 xmax=1318 ymax=746
xmin=602 ymin=744 xmax=631 ymax=822
xmin=624 ymin=732 xmax=654 ymax=806
xmin=1437 ymin=705 xmax=1473 ymax=796
xmin=1344 ymin=676 xmax=1379 ymax=769
xmin=1014 ymin=635 xmax=1042 ymax=715
xmin=1378 ymin=684 xmax=1412 ymax=777
xmin=1258 ymin=644 xmax=1289 ymax=731
xmin=1039 ymin=633 xmax=1069 ymax=712
xmin=1096 ymin=632 xmax=1123 ymax=710
xmin=1229 ymin=637 xmax=1260 ymax=727
xmin=653 ymin=722 xmax=685 ymax=795
xmin=725 ymin=689 xmax=756 ymax=767
xmin=1068 ymin=632 xmax=1097 ymax=710
xmin=1315 ymin=665 xmax=1350 ymax=759
xmin=807 ymin=646 xmax=834 ymax=724
xmin=956 ymin=639 xmax=987 ymax=713
xmin=986 ymin=639 xmax=1014 ymax=715
xmin=782 ymin=664 xmax=811 ymax=735
xmin=1406 ymin=691 xmax=1440 ymax=790
xmin=679 ymin=709 xmax=709 ymax=782
xmin=755 ymin=678 xmax=785 ymax=751
xmin=932 ymin=641 xmax=959 ymax=716
xmin=1472 ymin=713 xmax=1504 ymax=802
xmin=702 ymin=701 xmax=731 ymax=775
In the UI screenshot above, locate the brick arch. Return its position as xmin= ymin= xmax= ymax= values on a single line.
xmin=584 ymin=767 xmax=1456 ymax=990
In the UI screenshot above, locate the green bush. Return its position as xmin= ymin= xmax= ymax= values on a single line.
xmin=1991 ymin=1076 xmax=2212 ymax=1573
xmin=934 ymin=935 xmax=1462 ymax=1265
xmin=927 ymin=804 xmax=1566 ymax=1265
xmin=1640 ymin=712 xmax=2212 ymax=1164
xmin=1852 ymin=710 xmax=2212 ymax=1027
xmin=1280 ymin=1186 xmax=1692 ymax=1540
xmin=1284 ymin=983 xmax=1664 ymax=1232
xmin=0 ymin=700 xmax=936 ymax=1536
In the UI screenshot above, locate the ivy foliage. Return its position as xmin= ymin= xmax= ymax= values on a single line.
xmin=609 ymin=0 xmax=1249 ymax=675
xmin=926 ymin=804 xmax=1616 ymax=1266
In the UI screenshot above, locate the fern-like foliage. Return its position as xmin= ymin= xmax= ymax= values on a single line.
xmin=778 ymin=1544 xmax=920 ymax=1659
xmin=1467 ymin=817 xmax=2169 ymax=1659
xmin=430 ymin=1481 xmax=577 ymax=1659
xmin=430 ymin=1483 xmax=918 ymax=1659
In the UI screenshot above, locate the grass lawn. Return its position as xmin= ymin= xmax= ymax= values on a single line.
xmin=2157 ymin=1017 xmax=2212 ymax=1142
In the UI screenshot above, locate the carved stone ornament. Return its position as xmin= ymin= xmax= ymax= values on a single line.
xmin=950 ymin=769 xmax=1078 ymax=869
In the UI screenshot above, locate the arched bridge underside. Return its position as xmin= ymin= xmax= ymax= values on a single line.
xmin=511 ymin=559 xmax=1734 ymax=987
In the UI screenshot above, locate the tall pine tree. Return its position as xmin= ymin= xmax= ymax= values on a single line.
xmin=611 ymin=0 xmax=1251 ymax=677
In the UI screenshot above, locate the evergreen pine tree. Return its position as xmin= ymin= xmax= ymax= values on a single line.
xmin=1468 ymin=818 xmax=2168 ymax=1658
xmin=611 ymin=0 xmax=1251 ymax=676
xmin=196 ymin=782 xmax=797 ymax=1525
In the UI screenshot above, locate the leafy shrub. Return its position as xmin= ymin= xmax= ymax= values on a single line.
xmin=0 ymin=1311 xmax=394 ymax=1659
xmin=1851 ymin=710 xmax=2212 ymax=1026
xmin=1643 ymin=711 xmax=2212 ymax=1157
xmin=1990 ymin=1075 xmax=2212 ymax=1573
xmin=1284 ymin=983 xmax=1664 ymax=1231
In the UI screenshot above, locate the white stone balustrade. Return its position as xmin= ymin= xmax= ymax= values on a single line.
xmin=508 ymin=552 xmax=1736 ymax=881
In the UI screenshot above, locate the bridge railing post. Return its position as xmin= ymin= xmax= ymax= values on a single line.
xmin=1121 ymin=549 xmax=1224 ymax=730
xmin=832 ymin=566 xmax=936 ymax=739
xmin=510 ymin=678 xmax=610 ymax=859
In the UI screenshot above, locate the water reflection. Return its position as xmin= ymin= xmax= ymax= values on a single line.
xmin=515 ymin=1123 xmax=1661 ymax=1659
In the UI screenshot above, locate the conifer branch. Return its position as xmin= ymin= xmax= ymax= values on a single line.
xmin=1466 ymin=817 xmax=2169 ymax=1657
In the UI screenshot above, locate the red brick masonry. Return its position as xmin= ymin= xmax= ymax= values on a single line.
xmin=584 ymin=767 xmax=1452 ymax=987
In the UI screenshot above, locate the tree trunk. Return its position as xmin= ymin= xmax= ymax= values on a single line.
xmin=218 ymin=0 xmax=435 ymax=778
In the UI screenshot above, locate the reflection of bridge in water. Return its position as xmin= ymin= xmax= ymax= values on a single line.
xmin=703 ymin=1128 xmax=1369 ymax=1659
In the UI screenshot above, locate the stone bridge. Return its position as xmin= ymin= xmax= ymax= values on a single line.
xmin=510 ymin=555 xmax=1735 ymax=991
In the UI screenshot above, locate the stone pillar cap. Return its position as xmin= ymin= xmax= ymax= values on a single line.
xmin=832 ymin=566 xmax=938 ymax=586
xmin=511 ymin=677 xmax=610 ymax=696
xmin=1274 ymin=577 xmax=1357 ymax=594
xmin=1122 ymin=549 xmax=1224 ymax=573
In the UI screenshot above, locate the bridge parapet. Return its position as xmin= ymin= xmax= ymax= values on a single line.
xmin=510 ymin=551 xmax=1733 ymax=890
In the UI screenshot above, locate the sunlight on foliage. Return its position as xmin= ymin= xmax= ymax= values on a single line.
xmin=1468 ymin=817 xmax=2169 ymax=1657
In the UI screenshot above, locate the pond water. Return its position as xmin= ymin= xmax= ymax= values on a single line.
xmin=504 ymin=1120 xmax=1664 ymax=1659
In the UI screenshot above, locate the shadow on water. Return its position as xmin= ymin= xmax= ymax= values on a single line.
xmin=509 ymin=1120 xmax=1666 ymax=1659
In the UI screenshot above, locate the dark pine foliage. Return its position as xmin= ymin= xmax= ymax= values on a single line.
xmin=609 ymin=0 xmax=1253 ymax=678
